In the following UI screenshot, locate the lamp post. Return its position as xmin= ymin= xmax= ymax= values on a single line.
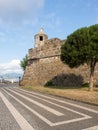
xmin=19 ymin=76 xmax=21 ymax=86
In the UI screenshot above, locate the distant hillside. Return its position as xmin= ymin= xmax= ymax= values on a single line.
xmin=0 ymin=73 xmax=23 ymax=82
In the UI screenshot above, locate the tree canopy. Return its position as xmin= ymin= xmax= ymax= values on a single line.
xmin=61 ymin=24 xmax=98 ymax=91
xmin=20 ymin=54 xmax=28 ymax=71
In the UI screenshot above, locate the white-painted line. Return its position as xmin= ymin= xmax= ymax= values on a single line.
xmin=6 ymin=88 xmax=63 ymax=116
xmin=52 ymin=116 xmax=90 ymax=126
xmin=3 ymin=88 xmax=91 ymax=126
xmin=2 ymin=89 xmax=53 ymax=126
xmin=0 ymin=91 xmax=35 ymax=130
xmin=15 ymin=88 xmax=91 ymax=118
xmin=18 ymin=88 xmax=98 ymax=114
xmin=82 ymin=125 xmax=98 ymax=130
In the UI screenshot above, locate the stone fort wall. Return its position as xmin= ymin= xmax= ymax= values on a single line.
xmin=21 ymin=29 xmax=98 ymax=87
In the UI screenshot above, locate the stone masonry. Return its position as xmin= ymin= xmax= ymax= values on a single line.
xmin=21 ymin=28 xmax=98 ymax=86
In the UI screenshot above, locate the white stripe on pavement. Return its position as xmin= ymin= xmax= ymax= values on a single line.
xmin=2 ymin=88 xmax=91 ymax=127
xmin=82 ymin=125 xmax=98 ymax=130
xmin=18 ymin=88 xmax=98 ymax=114
xmin=6 ymin=88 xmax=63 ymax=116
xmin=15 ymin=88 xmax=91 ymax=117
xmin=2 ymin=88 xmax=53 ymax=126
xmin=0 ymin=92 xmax=35 ymax=130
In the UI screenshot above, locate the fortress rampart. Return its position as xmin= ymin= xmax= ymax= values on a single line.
xmin=21 ymin=28 xmax=98 ymax=86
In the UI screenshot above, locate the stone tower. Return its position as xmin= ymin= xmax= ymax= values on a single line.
xmin=20 ymin=28 xmax=98 ymax=87
xmin=34 ymin=28 xmax=48 ymax=48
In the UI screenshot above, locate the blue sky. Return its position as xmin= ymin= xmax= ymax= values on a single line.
xmin=0 ymin=0 xmax=98 ymax=74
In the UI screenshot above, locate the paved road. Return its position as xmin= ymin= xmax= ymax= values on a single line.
xmin=0 ymin=86 xmax=98 ymax=130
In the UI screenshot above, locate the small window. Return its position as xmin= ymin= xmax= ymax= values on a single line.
xmin=39 ymin=36 xmax=43 ymax=41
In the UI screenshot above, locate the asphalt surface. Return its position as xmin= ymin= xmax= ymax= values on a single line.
xmin=0 ymin=85 xmax=98 ymax=130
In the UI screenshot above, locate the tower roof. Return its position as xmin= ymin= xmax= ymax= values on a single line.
xmin=38 ymin=27 xmax=44 ymax=34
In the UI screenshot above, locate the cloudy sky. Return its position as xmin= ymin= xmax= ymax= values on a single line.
xmin=0 ymin=0 xmax=98 ymax=74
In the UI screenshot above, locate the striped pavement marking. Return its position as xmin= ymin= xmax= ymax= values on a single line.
xmin=0 ymin=91 xmax=35 ymax=130
xmin=2 ymin=88 xmax=55 ymax=126
xmin=15 ymin=88 xmax=91 ymax=117
xmin=2 ymin=88 xmax=91 ymax=126
xmin=5 ymin=88 xmax=64 ymax=116
xmin=82 ymin=125 xmax=98 ymax=130
xmin=18 ymin=88 xmax=98 ymax=114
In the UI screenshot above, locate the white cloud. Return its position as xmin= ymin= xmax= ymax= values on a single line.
xmin=0 ymin=0 xmax=44 ymax=24
xmin=0 ymin=60 xmax=23 ymax=74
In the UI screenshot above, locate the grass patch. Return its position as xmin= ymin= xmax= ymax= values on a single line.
xmin=20 ymin=86 xmax=98 ymax=105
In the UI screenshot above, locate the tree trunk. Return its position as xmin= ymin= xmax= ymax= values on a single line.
xmin=89 ymin=60 xmax=96 ymax=91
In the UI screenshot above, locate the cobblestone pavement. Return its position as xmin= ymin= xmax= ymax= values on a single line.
xmin=0 ymin=86 xmax=98 ymax=130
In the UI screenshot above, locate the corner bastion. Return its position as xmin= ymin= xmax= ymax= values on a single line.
xmin=21 ymin=28 xmax=98 ymax=86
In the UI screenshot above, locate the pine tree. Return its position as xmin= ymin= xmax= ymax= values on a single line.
xmin=61 ymin=24 xmax=98 ymax=91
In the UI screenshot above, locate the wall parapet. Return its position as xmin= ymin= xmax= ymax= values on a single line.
xmin=28 ymin=38 xmax=65 ymax=60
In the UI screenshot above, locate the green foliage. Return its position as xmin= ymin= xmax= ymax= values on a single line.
xmin=20 ymin=54 xmax=28 ymax=71
xmin=61 ymin=24 xmax=98 ymax=91
xmin=82 ymin=83 xmax=89 ymax=88
xmin=61 ymin=24 xmax=98 ymax=68
xmin=61 ymin=27 xmax=90 ymax=68
xmin=44 ymin=80 xmax=54 ymax=87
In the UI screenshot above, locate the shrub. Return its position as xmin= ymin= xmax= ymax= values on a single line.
xmin=44 ymin=80 xmax=54 ymax=87
xmin=82 ymin=83 xmax=89 ymax=87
